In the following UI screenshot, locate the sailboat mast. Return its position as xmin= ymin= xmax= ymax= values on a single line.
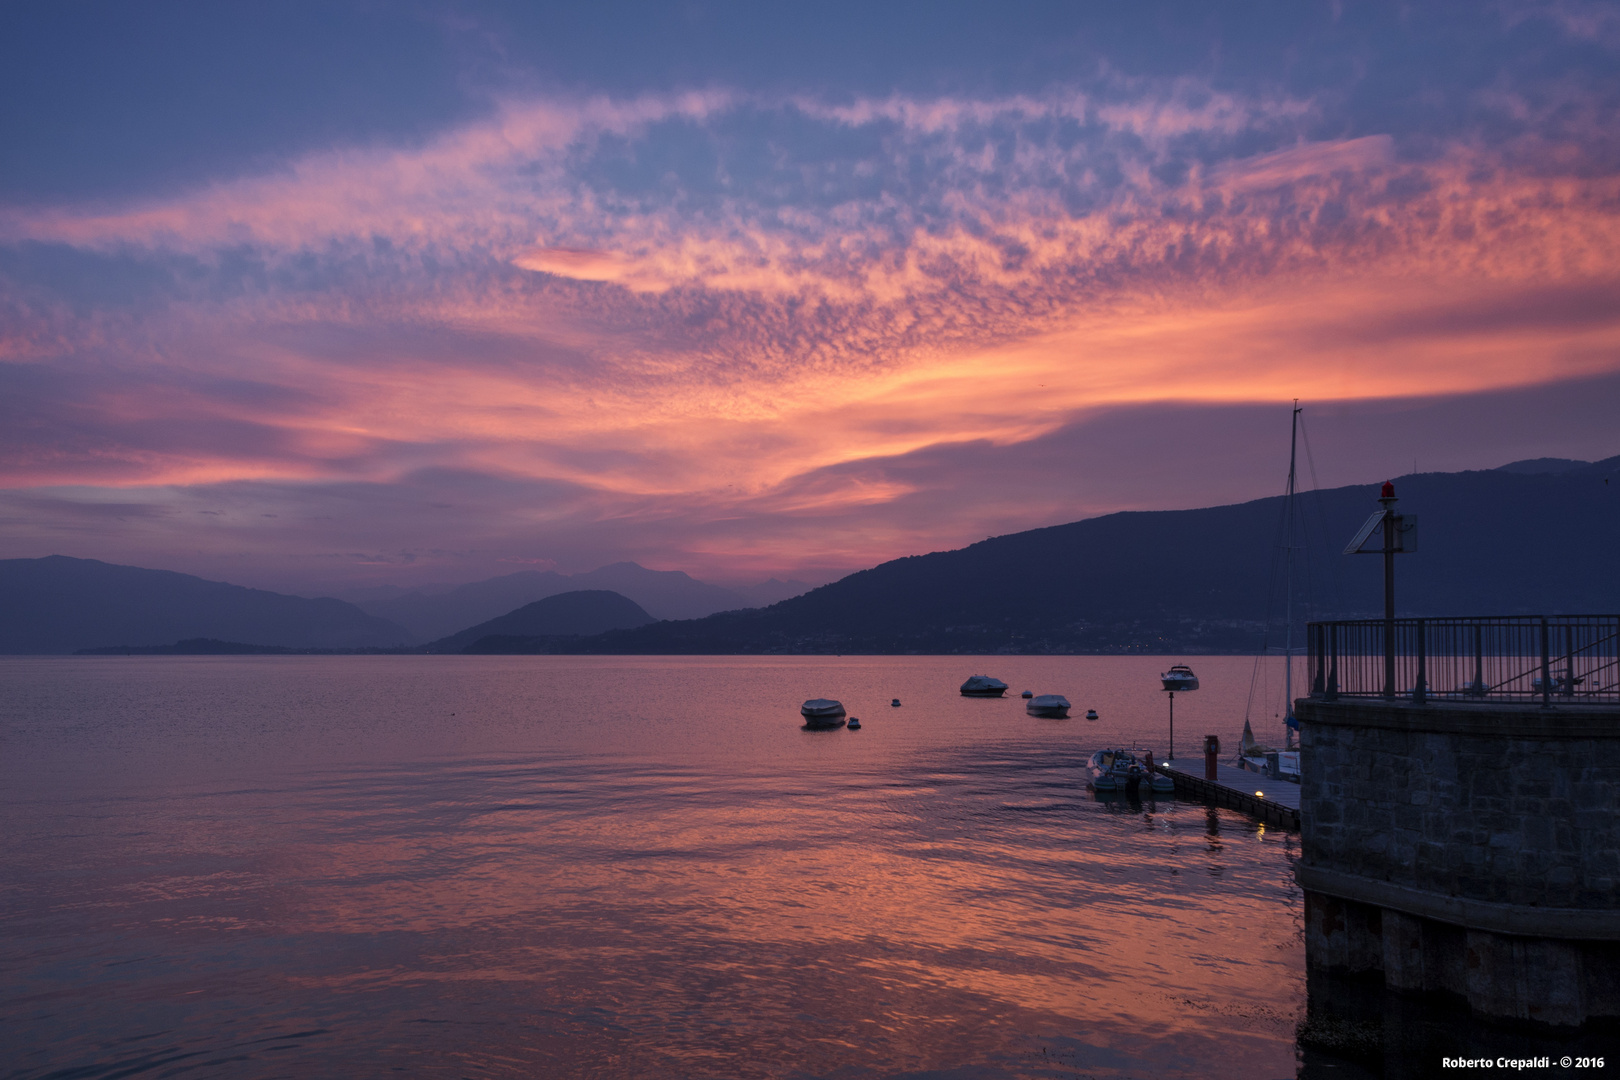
xmin=1284 ymin=401 xmax=1300 ymax=721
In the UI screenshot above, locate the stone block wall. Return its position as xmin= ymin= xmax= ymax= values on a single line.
xmin=1299 ymin=700 xmax=1619 ymax=910
xmin=1296 ymin=698 xmax=1620 ymax=1026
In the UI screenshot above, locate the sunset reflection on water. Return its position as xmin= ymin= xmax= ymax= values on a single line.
xmin=1 ymin=655 xmax=1307 ymax=1078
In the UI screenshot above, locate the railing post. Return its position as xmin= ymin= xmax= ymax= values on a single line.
xmin=1309 ymin=624 xmax=1321 ymax=694
xmin=1561 ymin=624 xmax=1576 ymax=698
xmin=1541 ymin=617 xmax=1552 ymax=708
xmin=1383 ymin=617 xmax=1395 ymax=701
xmin=1413 ymin=618 xmax=1427 ymax=704
xmin=1328 ymin=625 xmax=1341 ymax=702
xmin=1472 ymin=624 xmax=1483 ymax=697
xmin=1383 ymin=504 xmax=1396 ymax=700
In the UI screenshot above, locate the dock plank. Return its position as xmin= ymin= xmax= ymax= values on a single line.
xmin=1159 ymin=757 xmax=1301 ymax=827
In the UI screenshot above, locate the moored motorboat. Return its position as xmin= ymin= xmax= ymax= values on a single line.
xmin=959 ymin=675 xmax=1009 ymax=697
xmin=800 ymin=698 xmax=847 ymax=728
xmin=1160 ymin=664 xmax=1199 ymax=691
xmin=1087 ymin=748 xmax=1174 ymax=794
xmin=1025 ymin=694 xmax=1070 ymax=718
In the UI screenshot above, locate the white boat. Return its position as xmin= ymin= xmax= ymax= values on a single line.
xmin=1087 ymin=748 xmax=1174 ymax=794
xmin=959 ymin=675 xmax=1009 ymax=697
xmin=800 ymin=698 xmax=847 ymax=728
xmin=1025 ymin=694 xmax=1070 ymax=718
xmin=1160 ymin=665 xmax=1199 ymax=691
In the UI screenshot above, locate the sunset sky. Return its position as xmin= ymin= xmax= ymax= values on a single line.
xmin=3 ymin=1 xmax=1619 ymax=592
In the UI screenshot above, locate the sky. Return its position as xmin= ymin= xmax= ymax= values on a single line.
xmin=3 ymin=1 xmax=1620 ymax=593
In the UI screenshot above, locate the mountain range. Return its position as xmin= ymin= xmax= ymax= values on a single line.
xmin=426 ymin=590 xmax=656 ymax=653
xmin=0 ymin=556 xmax=412 ymax=654
xmin=0 ymin=558 xmax=803 ymax=653
xmin=335 ymin=564 xmax=809 ymax=641
xmin=539 ymin=458 xmax=1620 ymax=655
xmin=7 ymin=457 xmax=1617 ymax=655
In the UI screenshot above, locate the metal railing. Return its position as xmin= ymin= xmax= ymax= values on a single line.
xmin=1307 ymin=616 xmax=1620 ymax=705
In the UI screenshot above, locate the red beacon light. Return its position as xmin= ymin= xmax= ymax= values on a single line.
xmin=1381 ymin=480 xmax=1395 ymax=498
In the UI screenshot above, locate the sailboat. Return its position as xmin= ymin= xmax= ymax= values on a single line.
xmin=1238 ymin=718 xmax=1300 ymax=781
xmin=1238 ymin=402 xmax=1310 ymax=783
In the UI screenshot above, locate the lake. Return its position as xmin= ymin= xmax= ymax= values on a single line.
xmin=1 ymin=654 xmax=1312 ymax=1078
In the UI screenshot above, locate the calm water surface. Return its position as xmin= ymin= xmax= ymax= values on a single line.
xmin=1 ymin=655 xmax=1307 ymax=1078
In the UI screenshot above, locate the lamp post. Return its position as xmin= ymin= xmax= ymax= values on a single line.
xmin=1167 ymin=691 xmax=1174 ymax=760
xmin=1343 ymin=480 xmax=1416 ymax=698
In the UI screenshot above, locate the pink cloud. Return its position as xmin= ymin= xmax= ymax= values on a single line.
xmin=3 ymin=83 xmax=1620 ymax=584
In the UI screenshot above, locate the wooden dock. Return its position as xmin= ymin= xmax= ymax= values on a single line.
xmin=1158 ymin=758 xmax=1301 ymax=829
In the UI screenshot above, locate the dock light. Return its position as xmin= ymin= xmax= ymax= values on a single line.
xmin=1255 ymin=791 xmax=1264 ymax=797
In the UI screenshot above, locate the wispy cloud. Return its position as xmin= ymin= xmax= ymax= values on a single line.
xmin=3 ymin=76 xmax=1619 ymax=582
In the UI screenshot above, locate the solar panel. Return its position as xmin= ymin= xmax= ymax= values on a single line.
xmin=1343 ymin=512 xmax=1417 ymax=554
xmin=1343 ymin=510 xmax=1386 ymax=555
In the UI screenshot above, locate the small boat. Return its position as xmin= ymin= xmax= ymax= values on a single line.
xmin=800 ymin=698 xmax=847 ymax=729
xmin=1085 ymin=709 xmax=1098 ymax=720
xmin=959 ymin=675 xmax=1009 ymax=697
xmin=1021 ymin=690 xmax=1033 ymax=699
xmin=847 ymin=717 xmax=862 ymax=730
xmin=1532 ymin=671 xmax=1584 ymax=694
xmin=1160 ymin=664 xmax=1199 ymax=692
xmin=890 ymin=698 xmax=901 ymax=707
xmin=1087 ymin=748 xmax=1174 ymax=794
xmin=1025 ymin=694 xmax=1070 ymax=718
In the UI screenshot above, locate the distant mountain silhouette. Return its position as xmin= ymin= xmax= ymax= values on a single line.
xmin=15 ymin=459 xmax=1618 ymax=657
xmin=79 ymin=638 xmax=313 ymax=655
xmin=347 ymin=562 xmax=795 ymax=641
xmin=546 ymin=460 xmax=1620 ymax=655
xmin=351 ymin=570 xmax=572 ymax=640
xmin=572 ymin=563 xmax=755 ymax=621
xmin=427 ymin=590 xmax=656 ymax=653
xmin=1494 ymin=457 xmax=1595 ymax=475
xmin=0 ymin=556 xmax=412 ymax=654
xmin=727 ymin=577 xmax=815 ymax=608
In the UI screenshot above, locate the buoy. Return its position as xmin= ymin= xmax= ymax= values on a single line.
xmin=1021 ymin=690 xmax=1033 ymax=698
xmin=1085 ymin=709 xmax=1098 ymax=720
xmin=848 ymin=717 xmax=862 ymax=730
xmin=890 ymin=698 xmax=901 ymax=707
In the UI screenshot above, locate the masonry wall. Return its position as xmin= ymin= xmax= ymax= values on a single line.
xmin=1300 ymin=700 xmax=1619 ymax=908
xmin=1295 ymin=698 xmax=1620 ymax=1026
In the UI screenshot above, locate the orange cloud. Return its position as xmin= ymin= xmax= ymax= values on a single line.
xmin=4 ymin=84 xmax=1620 ymax=581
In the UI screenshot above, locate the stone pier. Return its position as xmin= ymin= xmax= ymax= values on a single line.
xmin=1296 ymin=697 xmax=1620 ymax=1029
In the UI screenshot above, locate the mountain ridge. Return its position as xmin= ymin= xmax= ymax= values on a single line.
xmin=341 ymin=563 xmax=809 ymax=640
xmin=426 ymin=590 xmax=656 ymax=653
xmin=10 ymin=458 xmax=1617 ymax=656
xmin=0 ymin=556 xmax=412 ymax=654
xmin=544 ymin=461 xmax=1620 ymax=655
